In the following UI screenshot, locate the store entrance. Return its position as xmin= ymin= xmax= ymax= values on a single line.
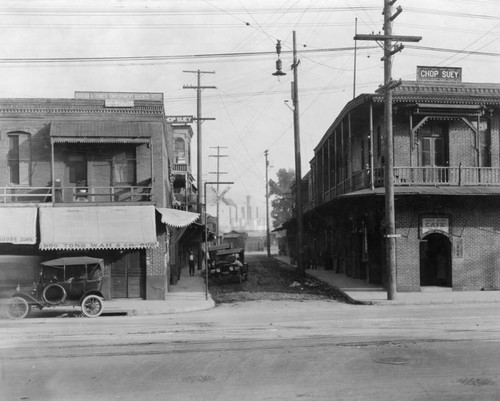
xmin=111 ymin=250 xmax=145 ymax=298
xmin=419 ymin=233 xmax=452 ymax=287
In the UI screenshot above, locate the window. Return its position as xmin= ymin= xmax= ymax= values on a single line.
xmin=174 ymin=137 xmax=186 ymax=163
xmin=113 ymin=150 xmax=136 ymax=185
xmin=376 ymin=126 xmax=382 ymax=158
xmin=8 ymin=132 xmax=31 ymax=185
xmin=479 ymin=119 xmax=491 ymax=167
xmin=68 ymin=155 xmax=87 ymax=185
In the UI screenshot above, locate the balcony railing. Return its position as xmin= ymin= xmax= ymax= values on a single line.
xmin=0 ymin=186 xmax=153 ymax=203
xmin=308 ymin=166 xmax=500 ymax=210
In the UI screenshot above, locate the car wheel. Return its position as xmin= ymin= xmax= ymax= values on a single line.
xmin=81 ymin=295 xmax=103 ymax=318
xmin=6 ymin=297 xmax=30 ymax=320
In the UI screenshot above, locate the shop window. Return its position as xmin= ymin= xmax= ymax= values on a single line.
xmin=8 ymin=132 xmax=31 ymax=185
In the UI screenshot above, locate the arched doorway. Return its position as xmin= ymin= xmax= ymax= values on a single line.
xmin=419 ymin=233 xmax=452 ymax=287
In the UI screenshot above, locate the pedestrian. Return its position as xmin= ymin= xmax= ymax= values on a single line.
xmin=311 ymin=248 xmax=318 ymax=270
xmin=188 ymin=252 xmax=195 ymax=277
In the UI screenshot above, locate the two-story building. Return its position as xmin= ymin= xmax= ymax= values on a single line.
xmin=0 ymin=92 xmax=199 ymax=300
xmin=301 ymin=70 xmax=500 ymax=292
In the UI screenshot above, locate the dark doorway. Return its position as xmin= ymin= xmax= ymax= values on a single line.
xmin=111 ymin=251 xmax=145 ymax=298
xmin=419 ymin=233 xmax=451 ymax=287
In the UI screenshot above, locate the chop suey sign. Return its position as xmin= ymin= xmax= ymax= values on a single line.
xmin=417 ymin=66 xmax=462 ymax=82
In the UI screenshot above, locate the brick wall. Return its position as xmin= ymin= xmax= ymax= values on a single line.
xmin=395 ymin=197 xmax=500 ymax=291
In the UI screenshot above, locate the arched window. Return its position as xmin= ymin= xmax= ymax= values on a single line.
xmin=175 ymin=137 xmax=186 ymax=163
xmin=7 ymin=132 xmax=31 ymax=185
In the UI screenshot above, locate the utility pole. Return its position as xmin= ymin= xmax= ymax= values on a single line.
xmin=183 ymin=70 xmax=216 ymax=270
xmin=272 ymin=31 xmax=304 ymax=277
xmin=209 ymin=146 xmax=228 ymax=242
xmin=354 ymin=1 xmax=421 ymax=300
xmin=264 ymin=150 xmax=271 ymax=257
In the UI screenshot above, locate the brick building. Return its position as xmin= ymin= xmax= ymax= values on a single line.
xmin=300 ymin=75 xmax=500 ymax=292
xmin=0 ymin=92 xmax=199 ymax=300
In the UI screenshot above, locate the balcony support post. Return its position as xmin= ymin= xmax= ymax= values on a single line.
xmin=51 ymin=139 xmax=55 ymax=203
xmin=369 ymin=102 xmax=374 ymax=190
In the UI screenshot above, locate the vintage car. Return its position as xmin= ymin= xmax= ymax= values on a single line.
xmin=5 ymin=256 xmax=105 ymax=319
xmin=206 ymin=247 xmax=249 ymax=283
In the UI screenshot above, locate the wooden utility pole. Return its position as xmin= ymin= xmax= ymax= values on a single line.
xmin=292 ymin=31 xmax=304 ymax=277
xmin=183 ymin=70 xmax=216 ymax=270
xmin=265 ymin=150 xmax=271 ymax=257
xmin=354 ymin=1 xmax=421 ymax=300
xmin=209 ymin=146 xmax=228 ymax=242
xmin=183 ymin=70 xmax=216 ymax=215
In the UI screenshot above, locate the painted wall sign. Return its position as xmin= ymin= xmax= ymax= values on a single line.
xmin=421 ymin=217 xmax=450 ymax=236
xmin=416 ymin=66 xmax=462 ymax=82
xmin=75 ymin=91 xmax=164 ymax=102
xmin=453 ymin=237 xmax=463 ymax=259
xmin=165 ymin=115 xmax=194 ymax=124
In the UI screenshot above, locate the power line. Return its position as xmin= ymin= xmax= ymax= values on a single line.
xmin=3 ymin=44 xmax=498 ymax=66
xmin=0 ymin=46 xmax=376 ymax=65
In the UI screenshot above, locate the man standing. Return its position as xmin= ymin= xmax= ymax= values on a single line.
xmin=188 ymin=252 xmax=195 ymax=277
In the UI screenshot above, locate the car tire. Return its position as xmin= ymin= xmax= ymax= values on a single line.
xmin=6 ymin=297 xmax=30 ymax=320
xmin=81 ymin=295 xmax=103 ymax=318
xmin=42 ymin=284 xmax=67 ymax=305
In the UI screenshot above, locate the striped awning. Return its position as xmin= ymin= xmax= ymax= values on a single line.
xmin=0 ymin=207 xmax=37 ymax=244
xmin=39 ymin=205 xmax=158 ymax=250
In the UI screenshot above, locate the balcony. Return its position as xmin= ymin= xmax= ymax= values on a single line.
xmin=0 ymin=185 xmax=152 ymax=204
xmin=312 ymin=166 xmax=500 ymax=209
xmin=172 ymin=191 xmax=197 ymax=212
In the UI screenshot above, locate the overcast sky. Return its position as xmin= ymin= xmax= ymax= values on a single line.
xmin=2 ymin=0 xmax=500 ymax=213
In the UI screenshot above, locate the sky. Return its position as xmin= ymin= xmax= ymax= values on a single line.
xmin=1 ymin=0 xmax=500 ymax=220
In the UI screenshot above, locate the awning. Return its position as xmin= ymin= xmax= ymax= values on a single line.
xmin=39 ymin=205 xmax=158 ymax=250
xmin=50 ymin=121 xmax=154 ymax=144
xmin=0 ymin=207 xmax=37 ymax=244
xmin=156 ymin=208 xmax=199 ymax=228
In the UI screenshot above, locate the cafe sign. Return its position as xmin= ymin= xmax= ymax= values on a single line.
xmin=421 ymin=217 xmax=450 ymax=236
xmin=417 ymin=66 xmax=462 ymax=82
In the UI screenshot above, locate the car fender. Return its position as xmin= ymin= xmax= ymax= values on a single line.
xmin=79 ymin=290 xmax=104 ymax=304
xmin=10 ymin=292 xmax=44 ymax=308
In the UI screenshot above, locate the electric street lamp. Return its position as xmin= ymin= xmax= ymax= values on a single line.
xmin=203 ymin=181 xmax=234 ymax=300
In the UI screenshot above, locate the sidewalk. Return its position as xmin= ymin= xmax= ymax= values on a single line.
xmin=274 ymin=256 xmax=500 ymax=305
xmin=104 ymin=269 xmax=215 ymax=316
xmin=0 ymin=267 xmax=215 ymax=319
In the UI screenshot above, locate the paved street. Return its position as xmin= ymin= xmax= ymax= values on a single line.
xmin=2 ymin=300 xmax=500 ymax=401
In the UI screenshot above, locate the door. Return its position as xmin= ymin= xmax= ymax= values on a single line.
xmin=111 ymin=251 xmax=145 ymax=298
xmin=421 ymin=137 xmax=447 ymax=183
xmin=420 ymin=120 xmax=448 ymax=183
xmin=420 ymin=233 xmax=452 ymax=287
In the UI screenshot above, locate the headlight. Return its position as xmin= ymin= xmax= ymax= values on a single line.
xmin=216 ymin=268 xmax=221 ymax=273
xmin=229 ymin=266 xmax=234 ymax=271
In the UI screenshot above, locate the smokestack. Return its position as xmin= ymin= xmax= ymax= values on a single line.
xmin=247 ymin=195 xmax=252 ymax=220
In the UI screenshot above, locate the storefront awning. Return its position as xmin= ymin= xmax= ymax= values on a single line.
xmin=39 ymin=205 xmax=158 ymax=250
xmin=156 ymin=208 xmax=200 ymax=228
xmin=0 ymin=207 xmax=37 ymax=244
xmin=50 ymin=121 xmax=154 ymax=144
